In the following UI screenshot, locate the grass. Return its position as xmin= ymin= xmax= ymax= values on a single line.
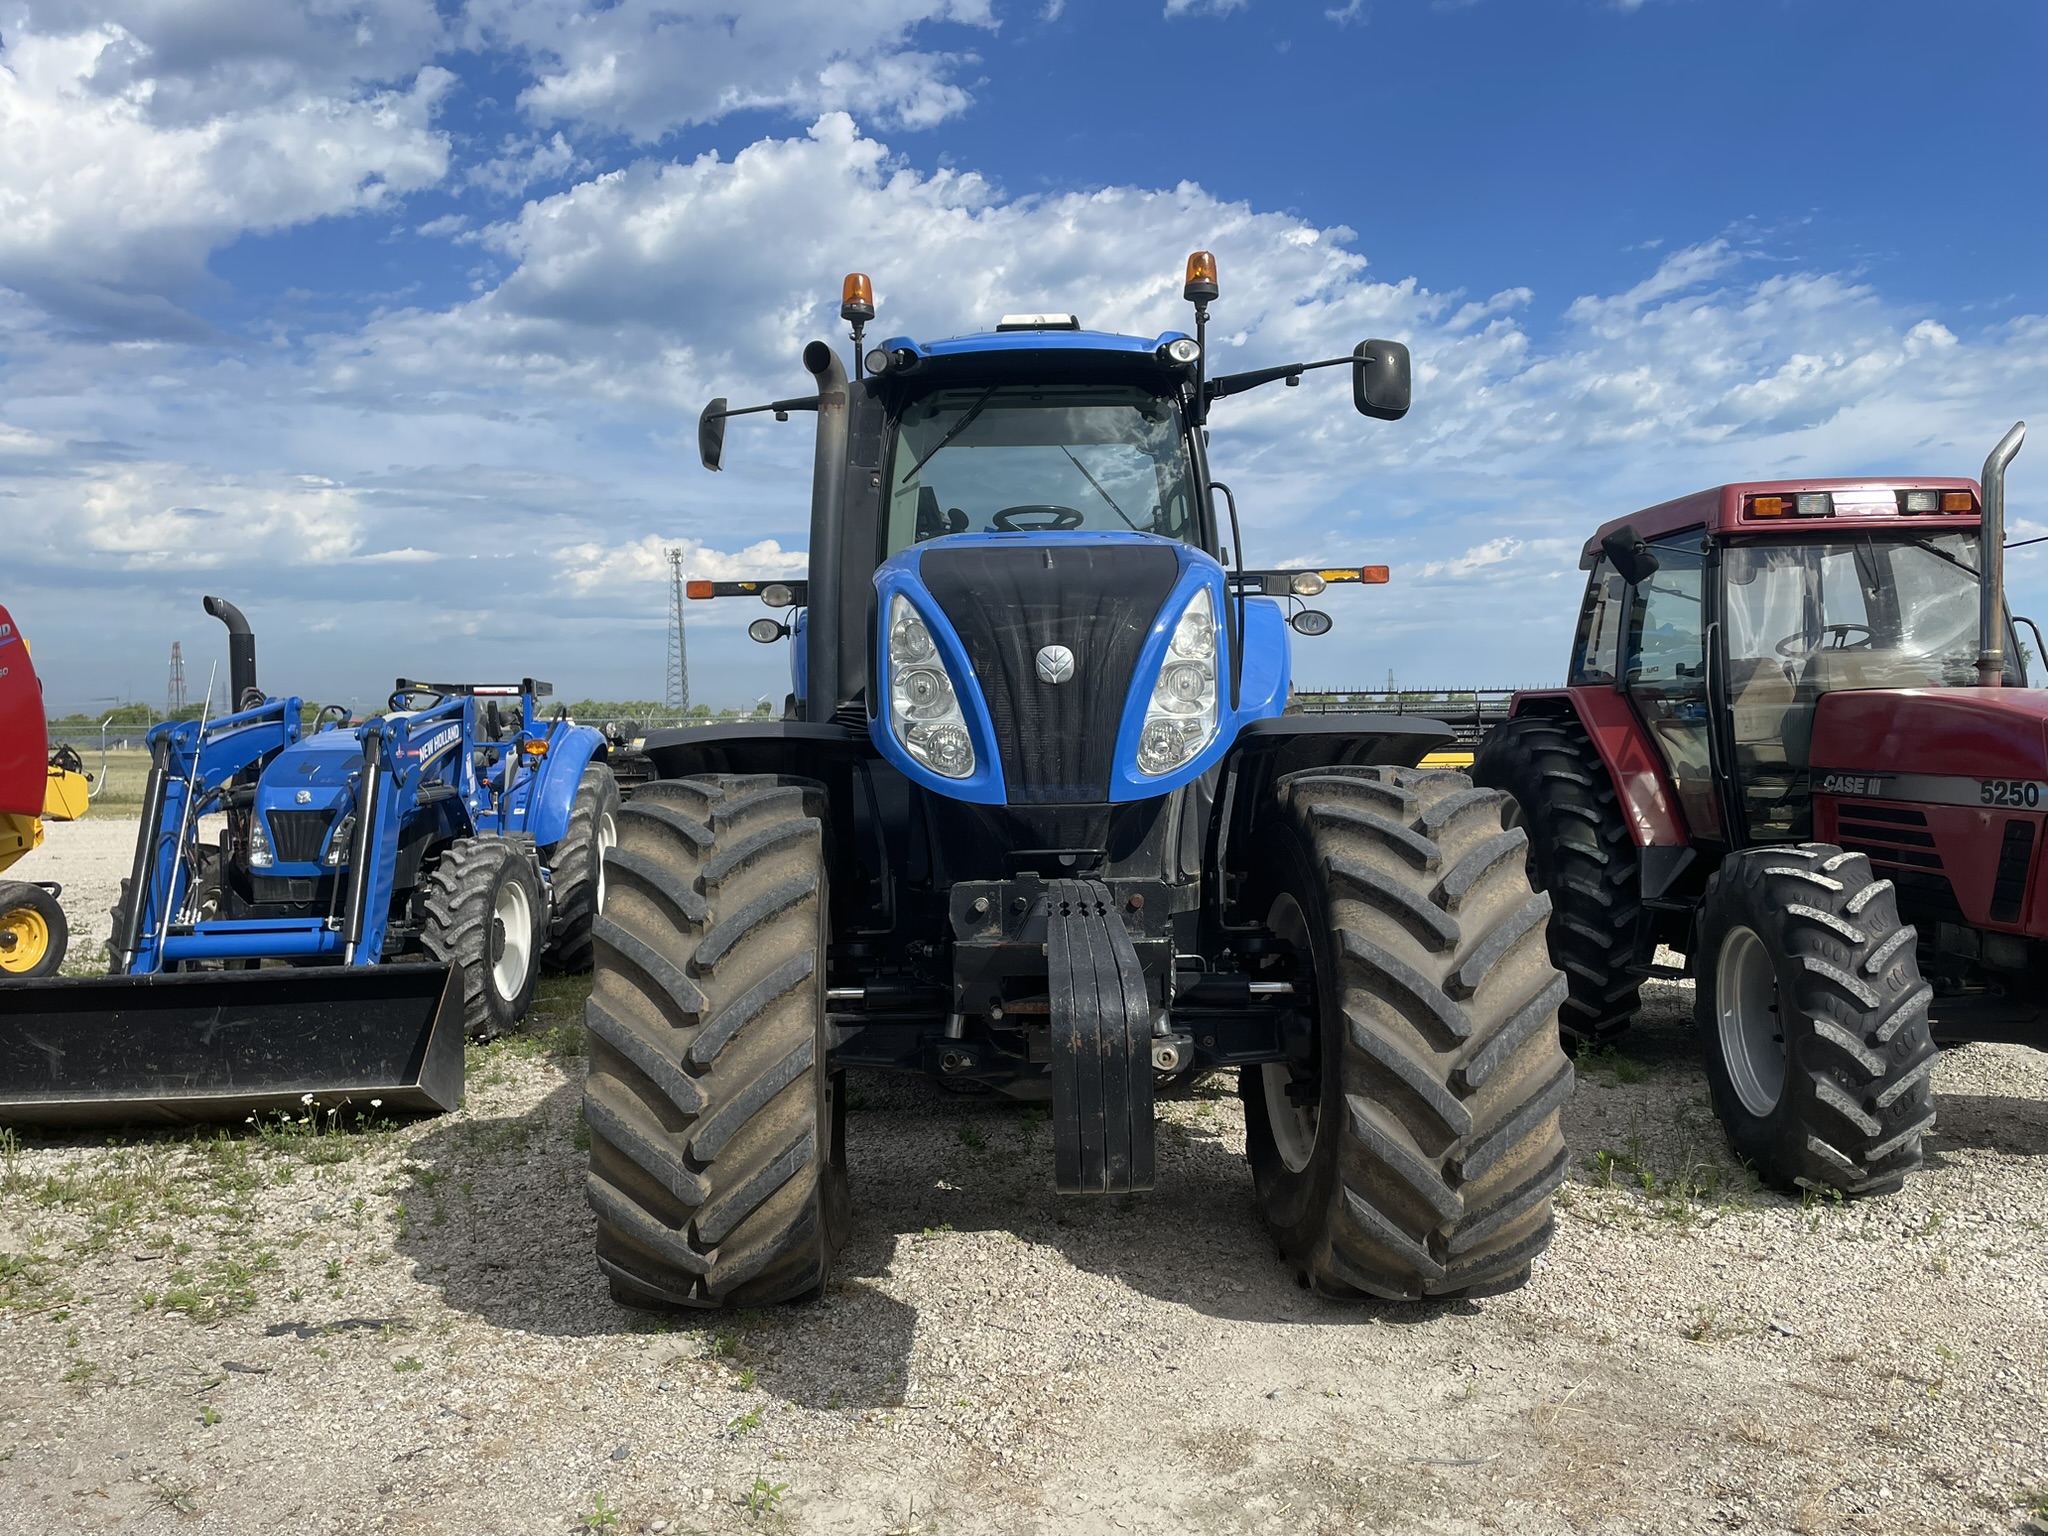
xmin=745 ymin=1477 xmax=789 ymax=1518
xmin=143 ymin=1252 xmax=278 ymax=1323
xmin=579 ymin=1494 xmax=624 ymax=1533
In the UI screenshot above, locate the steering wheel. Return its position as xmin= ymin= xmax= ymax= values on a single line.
xmin=389 ymin=687 xmax=447 ymax=713
xmin=314 ymin=703 xmax=351 ymax=732
xmin=991 ymin=504 xmax=1085 ymax=532
xmin=1776 ymin=623 xmax=1874 ymax=658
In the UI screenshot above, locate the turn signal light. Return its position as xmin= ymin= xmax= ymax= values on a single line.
xmin=1360 ymin=566 xmax=1390 ymax=584
xmin=1942 ymin=491 xmax=1975 ymax=512
xmin=841 ymin=272 xmax=875 ymax=323
xmin=686 ymin=580 xmax=713 ymax=599
xmin=1749 ymin=495 xmax=1788 ymax=518
xmin=1184 ymin=250 xmax=1219 ymax=304
xmin=522 ymin=739 xmax=548 ymax=758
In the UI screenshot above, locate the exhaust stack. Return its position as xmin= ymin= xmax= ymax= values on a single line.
xmin=202 ymin=595 xmax=259 ymax=710
xmin=1977 ymin=422 xmax=2027 ymax=687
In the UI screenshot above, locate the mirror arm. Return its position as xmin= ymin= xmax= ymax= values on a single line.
xmin=1205 ymin=356 xmax=1349 ymax=402
xmin=712 ymin=396 xmax=821 ymax=422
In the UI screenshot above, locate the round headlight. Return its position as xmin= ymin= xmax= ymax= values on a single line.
xmin=762 ymin=582 xmax=795 ymax=608
xmin=1289 ymin=571 xmax=1327 ymax=597
xmin=864 ymin=347 xmax=891 ymax=376
xmin=897 ymin=667 xmax=953 ymax=715
xmin=1169 ymin=608 xmax=1215 ymax=659
xmin=1289 ymin=608 xmax=1333 ymax=637
xmin=1165 ymin=338 xmax=1201 ymax=365
xmin=1137 ymin=718 xmax=1196 ymax=774
xmin=1158 ymin=660 xmax=1211 ymax=711
xmin=748 ymin=617 xmax=787 ymax=644
xmin=891 ymin=610 xmax=936 ymax=662
xmin=909 ymin=721 xmax=973 ymax=776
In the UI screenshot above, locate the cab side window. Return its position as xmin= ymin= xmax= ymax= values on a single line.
xmin=1570 ymin=558 xmax=1625 ymax=686
xmin=1623 ymin=528 xmax=1722 ymax=842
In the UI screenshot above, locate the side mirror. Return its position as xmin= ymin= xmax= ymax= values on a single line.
xmin=698 ymin=398 xmax=728 ymax=472
xmin=1600 ymin=522 xmax=1662 ymax=586
xmin=1352 ymin=339 xmax=1411 ymax=421
xmin=1289 ymin=609 xmax=1333 ymax=637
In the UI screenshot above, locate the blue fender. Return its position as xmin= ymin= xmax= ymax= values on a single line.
xmin=513 ymin=721 xmax=608 ymax=847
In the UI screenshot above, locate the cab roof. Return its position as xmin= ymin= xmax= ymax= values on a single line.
xmin=869 ymin=326 xmax=1196 ymax=391
xmin=1584 ymin=476 xmax=1984 ymax=565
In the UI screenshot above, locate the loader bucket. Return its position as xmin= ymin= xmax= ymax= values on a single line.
xmin=0 ymin=965 xmax=464 ymax=1128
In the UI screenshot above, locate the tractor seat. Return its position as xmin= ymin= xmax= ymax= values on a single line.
xmin=1726 ymin=656 xmax=1799 ymax=767
xmin=914 ymin=486 xmax=969 ymax=542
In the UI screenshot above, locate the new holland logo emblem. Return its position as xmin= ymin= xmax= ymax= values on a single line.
xmin=1035 ymin=644 xmax=1075 ymax=685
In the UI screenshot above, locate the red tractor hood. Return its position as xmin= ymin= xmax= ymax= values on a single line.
xmin=1812 ymin=688 xmax=2048 ymax=783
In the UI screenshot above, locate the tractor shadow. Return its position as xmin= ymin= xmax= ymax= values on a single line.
xmin=1924 ymin=1090 xmax=2048 ymax=1160
xmin=390 ymin=1064 xmax=920 ymax=1411
xmin=839 ymin=1069 xmax=1484 ymax=1330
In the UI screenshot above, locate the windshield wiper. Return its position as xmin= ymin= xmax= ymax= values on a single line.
xmin=1060 ymin=447 xmax=1146 ymax=532
xmin=1896 ymin=535 xmax=1980 ymax=578
xmin=899 ymin=386 xmax=998 ymax=484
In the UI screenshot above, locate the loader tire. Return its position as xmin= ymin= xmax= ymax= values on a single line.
xmin=543 ymin=762 xmax=620 ymax=972
xmin=108 ymin=845 xmax=222 ymax=972
xmin=582 ymin=774 xmax=850 ymax=1311
xmin=0 ymin=881 xmax=66 ymax=978
xmin=1472 ymin=713 xmax=1646 ymax=1046
xmin=420 ymin=838 xmax=544 ymax=1038
xmin=1242 ymin=766 xmax=1574 ymax=1300
xmin=1695 ymin=844 xmax=1936 ymax=1196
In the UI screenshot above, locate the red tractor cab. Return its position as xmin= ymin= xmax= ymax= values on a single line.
xmin=1477 ymin=425 xmax=2033 ymax=1197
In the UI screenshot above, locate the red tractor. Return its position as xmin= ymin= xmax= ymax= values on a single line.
xmin=1476 ymin=424 xmax=2032 ymax=1197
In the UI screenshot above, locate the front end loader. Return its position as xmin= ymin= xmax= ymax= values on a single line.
xmin=581 ymin=258 xmax=1575 ymax=1311
xmin=0 ymin=599 xmax=618 ymax=1128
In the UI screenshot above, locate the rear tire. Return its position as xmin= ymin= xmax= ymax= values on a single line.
xmin=1695 ymin=844 xmax=1936 ymax=1195
xmin=1473 ymin=714 xmax=1646 ymax=1046
xmin=420 ymin=838 xmax=544 ymax=1038
xmin=0 ymin=881 xmax=66 ymax=978
xmin=583 ymin=774 xmax=850 ymax=1310
xmin=543 ymin=762 xmax=620 ymax=972
xmin=1242 ymin=766 xmax=1574 ymax=1299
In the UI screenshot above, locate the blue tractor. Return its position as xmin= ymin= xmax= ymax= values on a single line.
xmin=582 ymin=256 xmax=1573 ymax=1309
xmin=0 ymin=597 xmax=618 ymax=1125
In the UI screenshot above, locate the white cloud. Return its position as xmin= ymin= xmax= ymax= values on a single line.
xmin=465 ymin=130 xmax=582 ymax=198
xmin=1419 ymin=536 xmax=1523 ymax=579
xmin=467 ymin=0 xmax=996 ymax=141
xmin=556 ymin=535 xmax=808 ymax=596
xmin=0 ymin=22 xmax=452 ymax=332
xmin=1164 ymin=0 xmax=1249 ymax=15
xmin=15 ymin=463 xmax=370 ymax=569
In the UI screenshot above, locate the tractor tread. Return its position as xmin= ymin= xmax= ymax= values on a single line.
xmin=1472 ymin=714 xmax=1648 ymax=1045
xmin=1696 ymin=843 xmax=1937 ymax=1196
xmin=583 ymin=773 xmax=849 ymax=1311
xmin=419 ymin=837 xmax=543 ymax=1038
xmin=1246 ymin=764 xmax=1573 ymax=1301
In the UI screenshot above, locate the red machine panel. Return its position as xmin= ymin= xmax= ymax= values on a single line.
xmin=1812 ymin=688 xmax=2048 ymax=936
xmin=0 ymin=603 xmax=49 ymax=818
xmin=1511 ymin=686 xmax=1688 ymax=847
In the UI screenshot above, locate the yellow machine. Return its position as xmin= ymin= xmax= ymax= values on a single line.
xmin=0 ymin=607 xmax=90 ymax=977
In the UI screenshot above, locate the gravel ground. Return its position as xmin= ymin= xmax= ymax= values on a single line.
xmin=1 ymin=822 xmax=2045 ymax=1534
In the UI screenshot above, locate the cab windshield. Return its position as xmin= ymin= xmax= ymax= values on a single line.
xmin=1722 ymin=530 xmax=2022 ymax=840
xmin=884 ymin=385 xmax=1199 ymax=555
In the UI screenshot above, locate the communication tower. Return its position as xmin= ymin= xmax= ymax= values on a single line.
xmin=666 ymin=548 xmax=691 ymax=716
xmin=167 ymin=641 xmax=188 ymax=716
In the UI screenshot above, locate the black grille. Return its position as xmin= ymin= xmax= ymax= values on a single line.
xmin=1990 ymin=818 xmax=2037 ymax=924
xmin=1835 ymin=801 xmax=1964 ymax=921
xmin=267 ymin=808 xmax=337 ymax=864
xmin=921 ymin=543 xmax=1181 ymax=804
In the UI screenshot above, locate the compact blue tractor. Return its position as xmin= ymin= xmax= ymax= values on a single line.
xmin=0 ymin=597 xmax=617 ymax=1125
xmin=583 ymin=255 xmax=1573 ymax=1310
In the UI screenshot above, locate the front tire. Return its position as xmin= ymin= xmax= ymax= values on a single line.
xmin=1242 ymin=766 xmax=1575 ymax=1299
xmin=1695 ymin=845 xmax=1936 ymax=1195
xmin=583 ymin=774 xmax=850 ymax=1310
xmin=542 ymin=762 xmax=621 ymax=972
xmin=420 ymin=838 xmax=545 ymax=1038
xmin=0 ymin=881 xmax=66 ymax=978
xmin=1472 ymin=714 xmax=1646 ymax=1046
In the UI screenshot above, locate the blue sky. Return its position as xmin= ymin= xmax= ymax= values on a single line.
xmin=5 ymin=0 xmax=2046 ymax=715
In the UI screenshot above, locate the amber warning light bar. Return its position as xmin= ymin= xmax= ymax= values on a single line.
xmin=1745 ymin=489 xmax=1976 ymax=520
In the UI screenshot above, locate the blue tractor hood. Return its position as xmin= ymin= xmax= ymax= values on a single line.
xmin=251 ymin=730 xmax=363 ymax=869
xmin=870 ymin=531 xmax=1289 ymax=807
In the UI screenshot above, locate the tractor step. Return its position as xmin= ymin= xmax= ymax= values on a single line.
xmin=0 ymin=965 xmax=464 ymax=1128
xmin=1045 ymin=878 xmax=1155 ymax=1195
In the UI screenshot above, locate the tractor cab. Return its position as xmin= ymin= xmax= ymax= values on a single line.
xmin=1567 ymin=477 xmax=2031 ymax=849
